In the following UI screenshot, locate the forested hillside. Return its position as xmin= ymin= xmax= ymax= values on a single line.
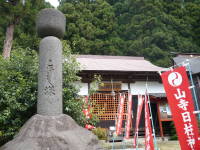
xmin=1 ymin=0 xmax=200 ymax=67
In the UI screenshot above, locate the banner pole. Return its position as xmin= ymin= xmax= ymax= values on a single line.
xmin=185 ymin=60 xmax=200 ymax=121
xmin=146 ymin=81 xmax=159 ymax=150
xmin=112 ymin=136 xmax=115 ymax=150
xmin=136 ymin=132 xmax=139 ymax=150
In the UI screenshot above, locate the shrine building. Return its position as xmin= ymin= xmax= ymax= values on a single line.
xmin=75 ymin=55 xmax=172 ymax=137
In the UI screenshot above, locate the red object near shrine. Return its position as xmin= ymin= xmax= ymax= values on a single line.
xmin=161 ymin=66 xmax=200 ymax=150
xmin=125 ymin=93 xmax=132 ymax=139
xmin=85 ymin=124 xmax=95 ymax=130
xmin=144 ymin=94 xmax=155 ymax=150
xmin=133 ymin=95 xmax=144 ymax=148
xmin=116 ymin=94 xmax=125 ymax=136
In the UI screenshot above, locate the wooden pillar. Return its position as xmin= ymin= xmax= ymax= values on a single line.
xmin=157 ymin=102 xmax=164 ymax=140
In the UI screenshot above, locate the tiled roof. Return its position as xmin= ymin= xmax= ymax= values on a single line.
xmin=76 ymin=55 xmax=166 ymax=72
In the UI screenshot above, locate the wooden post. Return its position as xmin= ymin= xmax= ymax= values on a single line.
xmin=157 ymin=102 xmax=164 ymax=140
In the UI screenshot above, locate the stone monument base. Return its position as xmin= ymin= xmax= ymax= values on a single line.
xmin=0 ymin=114 xmax=103 ymax=150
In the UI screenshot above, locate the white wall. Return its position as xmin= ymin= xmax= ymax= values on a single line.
xmin=121 ymin=83 xmax=129 ymax=90
xmin=130 ymin=81 xmax=165 ymax=95
xmin=74 ymin=81 xmax=165 ymax=96
xmin=74 ymin=81 xmax=88 ymax=95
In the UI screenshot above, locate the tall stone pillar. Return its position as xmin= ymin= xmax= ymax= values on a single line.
xmin=0 ymin=8 xmax=103 ymax=150
xmin=36 ymin=8 xmax=65 ymax=115
xmin=37 ymin=36 xmax=63 ymax=115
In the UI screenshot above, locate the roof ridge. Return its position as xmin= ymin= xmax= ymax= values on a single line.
xmin=77 ymin=55 xmax=144 ymax=60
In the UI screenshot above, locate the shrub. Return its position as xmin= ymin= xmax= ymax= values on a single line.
xmin=92 ymin=127 xmax=108 ymax=140
xmin=0 ymin=44 xmax=98 ymax=145
xmin=0 ymin=47 xmax=38 ymax=145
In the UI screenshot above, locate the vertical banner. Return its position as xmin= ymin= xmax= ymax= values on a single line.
xmin=116 ymin=94 xmax=125 ymax=136
xmin=125 ymin=93 xmax=132 ymax=139
xmin=133 ymin=95 xmax=144 ymax=148
xmin=144 ymin=94 xmax=155 ymax=150
xmin=161 ymin=66 xmax=200 ymax=150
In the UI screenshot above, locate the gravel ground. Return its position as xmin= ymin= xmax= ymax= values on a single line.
xmin=100 ymin=137 xmax=180 ymax=150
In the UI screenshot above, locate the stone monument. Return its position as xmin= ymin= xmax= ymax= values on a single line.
xmin=0 ymin=8 xmax=103 ymax=150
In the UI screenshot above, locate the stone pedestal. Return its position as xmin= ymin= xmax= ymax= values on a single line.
xmin=0 ymin=114 xmax=103 ymax=150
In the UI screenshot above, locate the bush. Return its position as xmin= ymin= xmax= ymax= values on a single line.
xmin=92 ymin=127 xmax=108 ymax=140
xmin=0 ymin=44 xmax=98 ymax=145
xmin=0 ymin=47 xmax=38 ymax=146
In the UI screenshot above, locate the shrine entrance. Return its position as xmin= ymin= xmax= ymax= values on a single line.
xmin=90 ymin=92 xmax=129 ymax=128
xmin=89 ymin=92 xmax=167 ymax=137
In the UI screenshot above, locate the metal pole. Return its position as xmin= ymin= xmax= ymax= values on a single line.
xmin=112 ymin=136 xmax=115 ymax=150
xmin=146 ymin=80 xmax=159 ymax=150
xmin=136 ymin=132 xmax=139 ymax=150
xmin=136 ymin=95 xmax=140 ymax=150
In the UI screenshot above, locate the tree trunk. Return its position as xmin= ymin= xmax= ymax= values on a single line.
xmin=2 ymin=24 xmax=15 ymax=59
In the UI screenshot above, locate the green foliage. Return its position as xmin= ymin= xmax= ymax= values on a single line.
xmin=89 ymin=74 xmax=102 ymax=95
xmin=0 ymin=0 xmax=50 ymax=53
xmin=62 ymin=41 xmax=86 ymax=126
xmin=1 ymin=1 xmax=199 ymax=66
xmin=59 ymin=0 xmax=200 ymax=67
xmin=59 ymin=0 xmax=122 ymax=55
xmin=0 ymin=43 xmax=93 ymax=145
xmin=92 ymin=127 xmax=108 ymax=140
xmin=0 ymin=47 xmax=38 ymax=145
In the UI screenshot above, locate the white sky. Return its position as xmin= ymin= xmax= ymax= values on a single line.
xmin=45 ymin=0 xmax=59 ymax=8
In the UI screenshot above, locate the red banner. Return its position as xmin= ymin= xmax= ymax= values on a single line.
xmin=161 ymin=66 xmax=200 ymax=150
xmin=133 ymin=95 xmax=144 ymax=148
xmin=144 ymin=94 xmax=154 ymax=150
xmin=125 ymin=93 xmax=132 ymax=139
xmin=116 ymin=94 xmax=125 ymax=136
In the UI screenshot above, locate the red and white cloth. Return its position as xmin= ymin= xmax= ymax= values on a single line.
xmin=125 ymin=93 xmax=132 ymax=139
xmin=161 ymin=66 xmax=200 ymax=150
xmin=144 ymin=94 xmax=154 ymax=150
xmin=116 ymin=94 xmax=125 ymax=136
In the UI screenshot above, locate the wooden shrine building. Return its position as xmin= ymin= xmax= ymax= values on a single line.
xmin=75 ymin=55 xmax=171 ymax=137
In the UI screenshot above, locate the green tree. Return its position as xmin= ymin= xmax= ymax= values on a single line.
xmin=0 ymin=0 xmax=49 ymax=58
xmin=111 ymin=0 xmax=200 ymax=67
xmin=0 ymin=47 xmax=38 ymax=145
xmin=60 ymin=0 xmax=200 ymax=67
xmin=59 ymin=0 xmax=122 ymax=55
xmin=0 ymin=43 xmax=88 ymax=145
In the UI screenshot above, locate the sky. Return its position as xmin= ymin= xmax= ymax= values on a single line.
xmin=45 ymin=0 xmax=59 ymax=8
